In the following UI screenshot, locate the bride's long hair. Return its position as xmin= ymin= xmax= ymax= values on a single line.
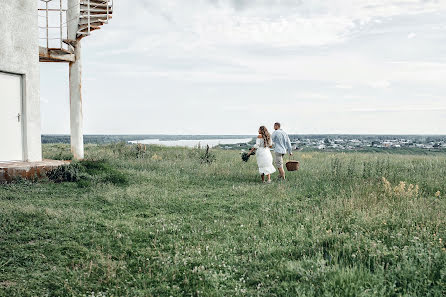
xmin=259 ymin=126 xmax=271 ymax=148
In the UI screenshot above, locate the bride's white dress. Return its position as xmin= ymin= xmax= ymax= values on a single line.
xmin=254 ymin=138 xmax=276 ymax=175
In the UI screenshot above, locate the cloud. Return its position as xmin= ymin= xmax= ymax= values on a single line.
xmin=91 ymin=1 xmax=446 ymax=69
xmin=368 ymin=81 xmax=391 ymax=88
xmin=350 ymin=105 xmax=446 ymax=113
xmin=335 ymin=84 xmax=354 ymax=89
xmin=98 ymin=0 xmax=446 ymax=54
xmin=41 ymin=0 xmax=446 ymax=134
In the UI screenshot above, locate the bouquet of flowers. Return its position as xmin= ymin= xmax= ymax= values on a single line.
xmin=241 ymin=151 xmax=255 ymax=162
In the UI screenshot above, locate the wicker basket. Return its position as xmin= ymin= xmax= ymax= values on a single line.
xmin=286 ymin=160 xmax=300 ymax=172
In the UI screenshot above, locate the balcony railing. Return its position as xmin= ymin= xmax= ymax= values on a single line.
xmin=38 ymin=0 xmax=68 ymax=51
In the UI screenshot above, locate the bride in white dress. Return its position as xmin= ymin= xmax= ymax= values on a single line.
xmin=248 ymin=126 xmax=276 ymax=183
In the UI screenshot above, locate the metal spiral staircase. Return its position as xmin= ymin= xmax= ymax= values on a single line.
xmin=38 ymin=0 xmax=114 ymax=160
xmin=77 ymin=0 xmax=113 ymax=38
xmin=39 ymin=0 xmax=113 ymax=62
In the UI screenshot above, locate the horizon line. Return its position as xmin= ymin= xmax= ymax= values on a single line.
xmin=42 ymin=133 xmax=446 ymax=136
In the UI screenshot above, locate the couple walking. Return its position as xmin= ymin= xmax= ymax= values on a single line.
xmin=248 ymin=122 xmax=293 ymax=183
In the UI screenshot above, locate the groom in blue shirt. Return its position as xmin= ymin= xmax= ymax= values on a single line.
xmin=271 ymin=122 xmax=293 ymax=180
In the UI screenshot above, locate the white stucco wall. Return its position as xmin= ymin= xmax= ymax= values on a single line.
xmin=0 ymin=1 xmax=42 ymax=161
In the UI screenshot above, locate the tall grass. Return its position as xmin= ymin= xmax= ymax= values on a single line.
xmin=0 ymin=144 xmax=445 ymax=296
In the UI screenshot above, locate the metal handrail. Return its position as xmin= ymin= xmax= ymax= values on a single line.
xmin=59 ymin=0 xmax=63 ymax=48
xmin=39 ymin=0 xmax=113 ymax=42
xmin=81 ymin=0 xmax=112 ymax=36
xmin=39 ymin=0 xmax=67 ymax=50
xmin=87 ymin=0 xmax=90 ymax=35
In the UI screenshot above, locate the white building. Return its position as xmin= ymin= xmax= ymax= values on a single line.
xmin=1 ymin=1 xmax=42 ymax=162
xmin=0 ymin=0 xmax=112 ymax=163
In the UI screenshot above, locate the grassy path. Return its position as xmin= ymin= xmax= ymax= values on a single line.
xmin=1 ymin=144 xmax=446 ymax=296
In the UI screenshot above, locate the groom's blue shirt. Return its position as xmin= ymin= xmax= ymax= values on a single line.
xmin=272 ymin=129 xmax=292 ymax=154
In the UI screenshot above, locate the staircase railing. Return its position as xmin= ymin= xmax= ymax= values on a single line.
xmin=78 ymin=0 xmax=113 ymax=37
xmin=38 ymin=0 xmax=68 ymax=51
xmin=87 ymin=0 xmax=90 ymax=35
xmin=38 ymin=0 xmax=113 ymax=50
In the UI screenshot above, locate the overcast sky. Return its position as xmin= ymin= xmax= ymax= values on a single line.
xmin=40 ymin=0 xmax=446 ymax=135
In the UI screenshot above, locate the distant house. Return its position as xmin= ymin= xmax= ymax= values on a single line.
xmin=1 ymin=0 xmax=112 ymax=163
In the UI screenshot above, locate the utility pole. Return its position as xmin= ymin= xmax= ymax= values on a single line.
xmin=67 ymin=0 xmax=83 ymax=160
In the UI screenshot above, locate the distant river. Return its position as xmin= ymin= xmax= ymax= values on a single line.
xmin=129 ymin=138 xmax=253 ymax=148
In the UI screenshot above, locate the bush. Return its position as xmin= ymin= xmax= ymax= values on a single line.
xmin=46 ymin=163 xmax=83 ymax=183
xmin=46 ymin=159 xmax=129 ymax=187
xmin=135 ymin=143 xmax=147 ymax=159
xmin=199 ymin=145 xmax=216 ymax=164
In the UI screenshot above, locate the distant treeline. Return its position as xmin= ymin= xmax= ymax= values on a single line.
xmin=289 ymin=134 xmax=446 ymax=142
xmin=301 ymin=146 xmax=446 ymax=155
xmin=41 ymin=135 xmax=255 ymax=144
xmin=42 ymin=135 xmax=146 ymax=144
xmin=42 ymin=134 xmax=446 ymax=145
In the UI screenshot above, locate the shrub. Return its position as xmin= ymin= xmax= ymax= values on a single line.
xmin=199 ymin=145 xmax=216 ymax=164
xmin=382 ymin=177 xmax=420 ymax=198
xmin=46 ymin=163 xmax=83 ymax=183
xmin=135 ymin=143 xmax=147 ymax=159
xmin=46 ymin=159 xmax=129 ymax=187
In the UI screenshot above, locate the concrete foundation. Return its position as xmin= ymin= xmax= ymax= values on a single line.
xmin=0 ymin=160 xmax=70 ymax=182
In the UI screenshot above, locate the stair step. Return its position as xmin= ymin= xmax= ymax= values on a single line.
xmin=78 ymin=24 xmax=102 ymax=31
xmin=80 ymin=0 xmax=111 ymax=4
xmin=79 ymin=19 xmax=108 ymax=26
xmin=39 ymin=46 xmax=75 ymax=62
xmin=77 ymin=27 xmax=100 ymax=35
xmin=80 ymin=1 xmax=111 ymax=8
xmin=79 ymin=14 xmax=111 ymax=19
xmin=77 ymin=29 xmax=100 ymax=35
xmin=80 ymin=8 xmax=113 ymax=13
xmin=80 ymin=2 xmax=112 ymax=7
xmin=62 ymin=39 xmax=77 ymax=47
xmin=80 ymin=5 xmax=112 ymax=11
xmin=79 ymin=19 xmax=105 ymax=25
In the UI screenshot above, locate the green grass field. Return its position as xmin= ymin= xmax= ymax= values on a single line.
xmin=1 ymin=144 xmax=446 ymax=296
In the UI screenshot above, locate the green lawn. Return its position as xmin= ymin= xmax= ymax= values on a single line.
xmin=1 ymin=144 xmax=446 ymax=296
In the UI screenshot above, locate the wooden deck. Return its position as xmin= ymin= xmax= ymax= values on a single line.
xmin=0 ymin=160 xmax=70 ymax=182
